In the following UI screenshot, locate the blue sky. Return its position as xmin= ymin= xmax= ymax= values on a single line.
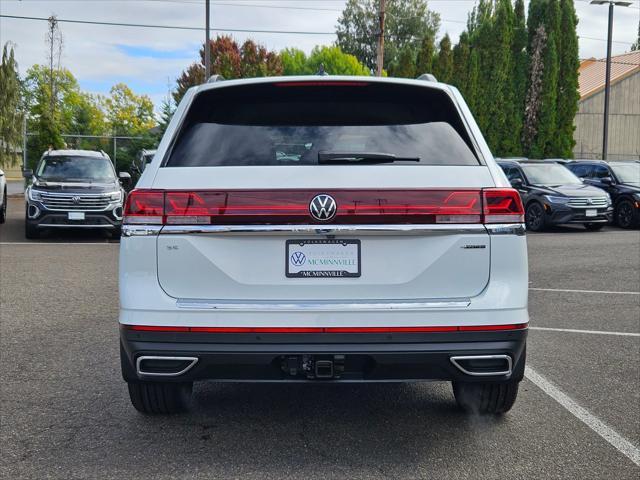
xmin=1 ymin=0 xmax=639 ymax=115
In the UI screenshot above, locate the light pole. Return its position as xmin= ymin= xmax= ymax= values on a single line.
xmin=590 ymin=0 xmax=632 ymax=160
xmin=205 ymin=0 xmax=211 ymax=81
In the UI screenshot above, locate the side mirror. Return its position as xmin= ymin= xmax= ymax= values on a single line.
xmin=600 ymin=176 xmax=614 ymax=185
xmin=511 ymin=178 xmax=524 ymax=188
xmin=118 ymin=171 xmax=132 ymax=185
xmin=22 ymin=169 xmax=33 ymax=179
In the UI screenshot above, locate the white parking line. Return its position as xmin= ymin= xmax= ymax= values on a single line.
xmin=530 ymin=287 xmax=640 ymax=295
xmin=525 ymin=366 xmax=640 ymax=467
xmin=529 ymin=326 xmax=640 ymax=337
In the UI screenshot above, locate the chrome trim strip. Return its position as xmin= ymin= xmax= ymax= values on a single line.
xmin=160 ymin=224 xmax=487 ymax=236
xmin=122 ymin=225 xmax=162 ymax=237
xmin=449 ymin=355 xmax=512 ymax=377
xmin=136 ymin=356 xmax=199 ymax=377
xmin=485 ymin=223 xmax=526 ymax=236
xmin=176 ymin=298 xmax=471 ymax=311
xmin=37 ymin=223 xmax=115 ymax=229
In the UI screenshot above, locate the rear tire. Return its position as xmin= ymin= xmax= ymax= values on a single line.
xmin=525 ymin=202 xmax=546 ymax=232
xmin=25 ymin=221 xmax=39 ymax=239
xmin=452 ymin=380 xmax=520 ymax=415
xmin=615 ymin=199 xmax=639 ymax=229
xmin=584 ymin=223 xmax=604 ymax=231
xmin=127 ymin=381 xmax=193 ymax=414
xmin=0 ymin=187 xmax=6 ymax=224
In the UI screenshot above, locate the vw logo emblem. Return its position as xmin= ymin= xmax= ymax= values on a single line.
xmin=290 ymin=251 xmax=306 ymax=266
xmin=586 ymin=198 xmax=593 ymax=205
xmin=72 ymin=196 xmax=81 ymax=204
xmin=309 ymin=194 xmax=337 ymax=221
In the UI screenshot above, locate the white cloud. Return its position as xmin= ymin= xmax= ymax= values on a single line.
xmin=1 ymin=0 xmax=638 ymax=109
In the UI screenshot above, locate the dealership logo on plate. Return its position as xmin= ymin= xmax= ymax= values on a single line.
xmin=290 ymin=251 xmax=306 ymax=266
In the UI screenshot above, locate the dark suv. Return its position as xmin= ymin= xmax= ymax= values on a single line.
xmin=498 ymin=160 xmax=612 ymax=231
xmin=24 ymin=149 xmax=130 ymax=239
xmin=564 ymin=160 xmax=640 ymax=229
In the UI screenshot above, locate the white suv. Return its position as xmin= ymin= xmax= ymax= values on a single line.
xmin=119 ymin=76 xmax=528 ymax=415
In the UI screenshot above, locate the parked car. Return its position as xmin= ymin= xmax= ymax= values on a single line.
xmin=120 ymin=76 xmax=529 ymax=415
xmin=24 ymin=149 xmax=130 ymax=239
xmin=130 ymin=149 xmax=156 ymax=187
xmin=0 ymin=168 xmax=6 ymax=224
xmin=564 ymin=160 xmax=640 ymax=229
xmin=497 ymin=159 xmax=612 ymax=231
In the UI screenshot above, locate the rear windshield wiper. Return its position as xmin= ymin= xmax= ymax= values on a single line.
xmin=318 ymin=151 xmax=420 ymax=164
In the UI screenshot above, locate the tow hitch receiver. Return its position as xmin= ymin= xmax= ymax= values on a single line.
xmin=280 ymin=354 xmax=345 ymax=379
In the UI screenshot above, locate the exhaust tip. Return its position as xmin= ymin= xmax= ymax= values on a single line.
xmin=450 ymin=355 xmax=512 ymax=377
xmin=136 ymin=356 xmax=198 ymax=377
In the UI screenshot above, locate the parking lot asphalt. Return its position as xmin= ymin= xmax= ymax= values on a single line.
xmin=1 ymin=197 xmax=639 ymax=479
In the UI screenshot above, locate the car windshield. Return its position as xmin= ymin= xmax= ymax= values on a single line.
xmin=36 ymin=156 xmax=115 ymax=182
xmin=611 ymin=163 xmax=640 ymax=184
xmin=521 ymin=164 xmax=582 ymax=186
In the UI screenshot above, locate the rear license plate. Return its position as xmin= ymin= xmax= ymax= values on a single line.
xmin=286 ymin=239 xmax=361 ymax=278
xmin=68 ymin=211 xmax=85 ymax=220
xmin=585 ymin=209 xmax=597 ymax=217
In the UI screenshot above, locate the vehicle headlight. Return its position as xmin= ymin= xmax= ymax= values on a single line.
xmin=28 ymin=188 xmax=42 ymax=201
xmin=109 ymin=191 xmax=122 ymax=202
xmin=544 ymin=195 xmax=569 ymax=204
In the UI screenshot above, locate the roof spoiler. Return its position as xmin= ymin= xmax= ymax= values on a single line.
xmin=207 ymin=75 xmax=225 ymax=83
xmin=417 ymin=73 xmax=437 ymax=82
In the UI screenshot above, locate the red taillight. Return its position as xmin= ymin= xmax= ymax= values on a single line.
xmin=482 ymin=188 xmax=524 ymax=223
xmin=124 ymin=190 xmax=164 ymax=224
xmin=123 ymin=188 xmax=524 ymax=225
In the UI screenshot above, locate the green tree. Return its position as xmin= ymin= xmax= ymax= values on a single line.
xmin=415 ymin=34 xmax=435 ymax=76
xmin=393 ymin=46 xmax=416 ymax=78
xmin=433 ymin=34 xmax=453 ymax=84
xmin=174 ymin=63 xmax=204 ymax=105
xmin=22 ymin=65 xmax=83 ymax=164
xmin=280 ymin=46 xmax=370 ymax=76
xmin=0 ymin=43 xmax=24 ymax=168
xmin=158 ymin=96 xmax=175 ymax=136
xmin=105 ymin=83 xmax=155 ymax=136
xmin=554 ymin=0 xmax=580 ymax=158
xmin=336 ymin=0 xmax=440 ymax=72
xmin=525 ymin=0 xmax=561 ymax=158
xmin=451 ymin=32 xmax=471 ymax=96
xmin=508 ymin=0 xmax=528 ymax=156
xmin=281 ymin=48 xmax=308 ymax=75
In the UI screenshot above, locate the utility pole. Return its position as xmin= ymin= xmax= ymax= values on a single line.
xmin=590 ymin=1 xmax=632 ymax=160
xmin=205 ymin=0 xmax=211 ymax=81
xmin=376 ymin=0 xmax=386 ymax=77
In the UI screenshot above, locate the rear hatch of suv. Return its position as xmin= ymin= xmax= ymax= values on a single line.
xmin=128 ymin=80 xmax=520 ymax=302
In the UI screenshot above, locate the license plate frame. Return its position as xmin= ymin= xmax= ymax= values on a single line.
xmin=68 ymin=211 xmax=85 ymax=221
xmin=286 ymin=239 xmax=361 ymax=278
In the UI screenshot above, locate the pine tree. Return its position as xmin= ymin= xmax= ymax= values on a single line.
xmin=0 ymin=43 xmax=24 ymax=167
xmin=433 ymin=34 xmax=453 ymax=84
xmin=485 ymin=0 xmax=515 ymax=155
xmin=393 ymin=46 xmax=417 ymax=78
xmin=509 ymin=0 xmax=528 ymax=156
xmin=451 ymin=32 xmax=471 ymax=97
xmin=554 ymin=0 xmax=580 ymax=158
xmin=524 ymin=0 xmax=561 ymax=158
xmin=415 ymin=35 xmax=435 ymax=76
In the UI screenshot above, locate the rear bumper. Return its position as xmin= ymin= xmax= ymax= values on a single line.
xmin=120 ymin=327 xmax=527 ymax=383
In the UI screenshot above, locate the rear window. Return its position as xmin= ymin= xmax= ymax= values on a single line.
xmin=165 ymin=82 xmax=480 ymax=167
